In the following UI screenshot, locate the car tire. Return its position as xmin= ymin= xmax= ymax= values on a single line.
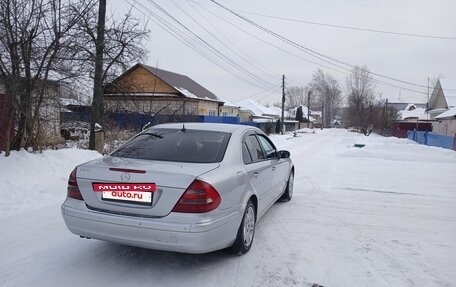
xmin=280 ymin=171 xmax=294 ymax=202
xmin=228 ymin=200 xmax=256 ymax=255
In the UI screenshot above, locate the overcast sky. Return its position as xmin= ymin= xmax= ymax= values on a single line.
xmin=110 ymin=0 xmax=456 ymax=106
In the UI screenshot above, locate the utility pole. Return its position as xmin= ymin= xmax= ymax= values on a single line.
xmin=281 ymin=74 xmax=285 ymax=134
xmin=307 ymin=90 xmax=311 ymax=128
xmin=384 ymin=98 xmax=388 ymax=135
xmin=321 ymin=101 xmax=325 ymax=130
xmin=89 ymin=0 xmax=106 ymax=152
xmin=427 ymin=77 xmax=430 ymax=120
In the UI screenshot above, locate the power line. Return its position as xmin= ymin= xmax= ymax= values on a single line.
xmin=130 ymin=1 xmax=241 ymax=81
xmin=186 ymin=0 xmax=283 ymax=81
xmin=208 ymin=0 xmax=436 ymax=95
xmin=190 ymin=1 xmax=351 ymax=86
xmin=191 ymin=0 xmax=356 ymax=90
xmin=196 ymin=1 xmax=456 ymax=97
xmin=146 ymin=0 xmax=276 ymax=88
xmin=128 ymin=0 xmax=277 ymax=90
xmin=233 ymin=10 xmax=456 ymax=41
xmin=188 ymin=0 xmax=456 ymax=41
xmin=129 ymin=0 xmax=453 ymax=98
xmin=250 ymin=85 xmax=282 ymax=101
xmin=194 ymin=1 xmax=426 ymax=95
xmin=170 ymin=0 xmax=279 ymax=83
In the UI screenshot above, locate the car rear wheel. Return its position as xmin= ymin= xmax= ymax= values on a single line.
xmin=228 ymin=200 xmax=256 ymax=255
xmin=280 ymin=171 xmax=294 ymax=202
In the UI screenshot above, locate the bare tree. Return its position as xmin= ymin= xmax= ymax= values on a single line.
xmin=67 ymin=6 xmax=150 ymax=150
xmin=0 ymin=0 xmax=95 ymax=155
xmin=0 ymin=0 xmax=150 ymax=156
xmin=68 ymin=8 xmax=149 ymax=82
xmin=285 ymin=86 xmax=308 ymax=110
xmin=309 ymin=69 xmax=342 ymax=127
xmin=345 ymin=65 xmax=385 ymax=134
xmin=377 ymin=99 xmax=398 ymax=136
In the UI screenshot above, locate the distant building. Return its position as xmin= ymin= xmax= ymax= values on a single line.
xmin=428 ymin=79 xmax=456 ymax=137
xmin=235 ymin=99 xmax=282 ymax=120
xmin=397 ymin=104 xmax=429 ymax=121
xmin=289 ymin=105 xmax=316 ymax=122
xmin=392 ymin=103 xmax=432 ymax=138
xmin=288 ymin=105 xmax=317 ymax=129
xmin=389 ymin=102 xmax=427 ymax=112
xmin=218 ymin=97 xmax=240 ymax=117
xmin=235 ymin=99 xmax=297 ymax=132
xmin=0 ymin=79 xmax=64 ymax=149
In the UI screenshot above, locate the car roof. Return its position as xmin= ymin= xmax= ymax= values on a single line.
xmin=150 ymin=122 xmax=260 ymax=134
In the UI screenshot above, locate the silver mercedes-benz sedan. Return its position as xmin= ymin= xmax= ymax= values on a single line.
xmin=61 ymin=123 xmax=294 ymax=255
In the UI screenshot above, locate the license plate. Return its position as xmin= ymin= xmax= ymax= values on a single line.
xmin=93 ymin=183 xmax=156 ymax=205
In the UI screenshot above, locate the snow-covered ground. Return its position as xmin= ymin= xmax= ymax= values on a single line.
xmin=1 ymin=129 xmax=455 ymax=287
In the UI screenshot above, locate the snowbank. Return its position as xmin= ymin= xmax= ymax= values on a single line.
xmin=0 ymin=149 xmax=101 ymax=219
xmin=1 ymin=130 xmax=455 ymax=287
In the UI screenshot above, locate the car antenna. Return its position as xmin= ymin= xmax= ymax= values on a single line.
xmin=181 ymin=124 xmax=186 ymax=132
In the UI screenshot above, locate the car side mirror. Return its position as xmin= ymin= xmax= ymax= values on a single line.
xmin=278 ymin=150 xmax=290 ymax=159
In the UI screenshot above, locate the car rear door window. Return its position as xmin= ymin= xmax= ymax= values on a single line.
xmin=257 ymin=135 xmax=277 ymax=159
xmin=243 ymin=134 xmax=266 ymax=163
xmin=111 ymin=128 xmax=231 ymax=163
xmin=242 ymin=142 xmax=253 ymax=164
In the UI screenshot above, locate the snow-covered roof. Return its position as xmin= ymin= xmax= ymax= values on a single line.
xmin=290 ymin=105 xmax=309 ymax=112
xmin=173 ymin=87 xmax=199 ymax=99
xmin=236 ymin=99 xmax=265 ymax=116
xmin=252 ymin=118 xmax=277 ymax=123
xmin=268 ymin=106 xmax=290 ymax=117
xmin=217 ymin=97 xmax=239 ymax=108
xmin=235 ymin=99 xmax=287 ymax=117
xmin=140 ymin=64 xmax=222 ymax=102
xmin=435 ymin=107 xmax=456 ymax=119
xmin=289 ymin=105 xmax=310 ymax=117
xmin=289 ymin=105 xmax=317 ymax=123
xmin=398 ymin=104 xmax=429 ymax=120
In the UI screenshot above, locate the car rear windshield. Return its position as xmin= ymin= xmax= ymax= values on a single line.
xmin=111 ymin=128 xmax=231 ymax=163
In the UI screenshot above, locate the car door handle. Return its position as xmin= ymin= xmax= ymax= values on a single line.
xmin=236 ymin=171 xmax=245 ymax=185
xmin=272 ymin=166 xmax=276 ymax=171
xmin=253 ymin=171 xmax=260 ymax=178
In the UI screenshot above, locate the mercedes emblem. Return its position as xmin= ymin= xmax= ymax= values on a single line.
xmin=120 ymin=172 xmax=130 ymax=182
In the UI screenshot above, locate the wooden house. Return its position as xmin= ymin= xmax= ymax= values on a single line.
xmin=104 ymin=64 xmax=223 ymax=116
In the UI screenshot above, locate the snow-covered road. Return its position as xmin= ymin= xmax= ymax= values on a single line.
xmin=1 ymin=130 xmax=455 ymax=287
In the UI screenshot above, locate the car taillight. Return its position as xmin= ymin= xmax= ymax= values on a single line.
xmin=67 ymin=168 xmax=83 ymax=200
xmin=172 ymin=179 xmax=221 ymax=213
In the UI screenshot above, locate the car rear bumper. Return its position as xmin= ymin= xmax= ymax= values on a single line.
xmin=61 ymin=198 xmax=242 ymax=254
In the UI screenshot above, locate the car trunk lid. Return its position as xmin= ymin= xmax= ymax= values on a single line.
xmin=76 ymin=156 xmax=219 ymax=217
